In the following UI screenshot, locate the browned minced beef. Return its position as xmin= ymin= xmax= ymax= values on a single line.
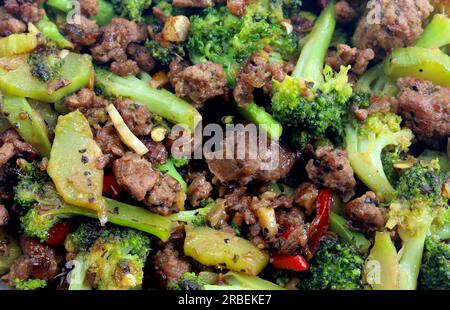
xmin=224 ymin=187 xmax=256 ymax=225
xmin=79 ymin=0 xmax=99 ymax=17
xmin=0 ymin=204 xmax=9 ymax=226
xmin=353 ymin=94 xmax=399 ymax=121
xmin=91 ymin=18 xmax=147 ymax=75
xmin=65 ymin=15 xmax=101 ymax=47
xmin=152 ymin=6 xmax=167 ymax=24
xmin=273 ymin=207 xmax=308 ymax=256
xmin=345 ymin=191 xmax=385 ymax=233
xmin=94 ymin=124 xmax=126 ymax=166
xmin=168 ymin=60 xmax=228 ymax=108
xmin=0 ymin=8 xmax=26 ymax=36
xmin=233 ymin=49 xmax=286 ymax=107
xmin=4 ymin=0 xmax=44 ymax=23
xmin=127 ymin=43 xmax=155 ymax=72
xmin=145 ymin=174 xmax=184 ymax=216
xmin=306 ymin=146 xmax=356 ymax=200
xmin=142 ymin=139 xmax=168 ymax=165
xmin=113 ymin=152 xmax=159 ymax=201
xmin=172 ymin=0 xmax=213 ymax=8
xmin=291 ymin=14 xmax=314 ymax=34
xmin=110 ymin=59 xmax=141 ymax=76
xmin=64 ymin=88 xmax=109 ymax=124
xmin=353 ymin=0 xmax=433 ymax=57
xmin=4 ymin=236 xmax=61 ymax=285
xmin=293 ymin=182 xmax=318 ymax=215
xmin=0 ymin=129 xmax=37 ymax=167
xmin=152 ymin=242 xmax=191 ymax=286
xmin=206 ymin=131 xmax=299 ymax=185
xmin=397 ymin=78 xmax=450 ymax=147
xmin=187 ymin=174 xmax=213 ymax=207
xmin=227 ymin=0 xmax=248 ymax=17
xmin=335 ymin=0 xmax=366 ymax=24
xmin=113 ymin=98 xmax=153 ymax=136
xmin=325 ymin=44 xmax=375 ymax=76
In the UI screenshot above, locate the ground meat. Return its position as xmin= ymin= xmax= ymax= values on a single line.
xmin=113 ymin=152 xmax=159 ymax=201
xmin=293 ymin=182 xmax=318 ymax=215
xmin=168 ymin=60 xmax=228 ymax=108
xmin=4 ymin=236 xmax=61 ymax=285
xmin=353 ymin=0 xmax=433 ymax=57
xmin=113 ymin=98 xmax=153 ymax=136
xmin=353 ymin=95 xmax=399 ymax=121
xmin=306 ymin=146 xmax=356 ymax=200
xmin=65 ymin=15 xmax=101 ymax=47
xmin=64 ymin=88 xmax=109 ymax=124
xmin=325 ymin=44 xmax=375 ymax=75
xmin=0 ymin=8 xmax=26 ymax=36
xmin=152 ymin=243 xmax=191 ymax=286
xmin=4 ymin=0 xmax=44 ymax=23
xmin=110 ymin=59 xmax=141 ymax=76
xmin=345 ymin=191 xmax=385 ymax=233
xmin=0 ymin=204 xmax=9 ymax=226
xmin=397 ymin=78 xmax=450 ymax=147
xmin=187 ymin=175 xmax=213 ymax=207
xmin=224 ymin=187 xmax=256 ymax=225
xmin=91 ymin=17 xmax=147 ymax=65
xmin=145 ymin=174 xmax=184 ymax=216
xmin=127 ymin=43 xmax=155 ymax=72
xmin=0 ymin=129 xmax=37 ymax=167
xmin=273 ymin=207 xmax=308 ymax=256
xmin=227 ymin=0 xmax=247 ymax=17
xmin=79 ymin=0 xmax=99 ymax=17
xmin=94 ymin=124 xmax=126 ymax=166
xmin=152 ymin=6 xmax=167 ymax=24
xmin=142 ymin=139 xmax=168 ymax=165
xmin=172 ymin=0 xmax=213 ymax=8
xmin=335 ymin=0 xmax=365 ymax=24
xmin=291 ymin=15 xmax=314 ymax=34
xmin=233 ymin=50 xmax=286 ymax=107
xmin=207 ymin=131 xmax=298 ymax=185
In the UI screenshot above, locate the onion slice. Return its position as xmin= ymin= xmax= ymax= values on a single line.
xmin=106 ymin=104 xmax=149 ymax=156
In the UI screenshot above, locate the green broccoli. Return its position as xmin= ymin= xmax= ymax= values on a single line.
xmin=94 ymin=67 xmax=201 ymax=132
xmin=111 ymin=0 xmax=152 ymax=21
xmin=46 ymin=0 xmax=116 ymax=26
xmin=13 ymin=278 xmax=47 ymax=290
xmin=381 ymin=150 xmax=402 ymax=188
xmin=168 ymin=199 xmax=215 ymax=226
xmin=145 ymin=39 xmax=185 ymax=66
xmin=386 ymin=160 xmax=448 ymax=290
xmin=297 ymin=237 xmax=365 ymax=290
xmin=344 ymin=112 xmax=414 ymax=202
xmin=27 ymin=46 xmax=64 ymax=83
xmin=66 ymin=222 xmax=151 ymax=290
xmin=418 ymin=235 xmax=449 ymax=290
xmin=271 ymin=1 xmax=354 ymax=144
xmin=14 ymin=161 xmax=172 ymax=242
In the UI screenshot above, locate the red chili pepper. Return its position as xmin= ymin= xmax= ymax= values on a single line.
xmin=46 ymin=222 xmax=71 ymax=246
xmin=281 ymin=226 xmax=294 ymax=239
xmin=271 ymin=255 xmax=310 ymax=272
xmin=103 ymin=173 xmax=123 ymax=199
xmin=307 ymin=188 xmax=332 ymax=255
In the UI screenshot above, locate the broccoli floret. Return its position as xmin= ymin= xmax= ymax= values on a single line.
xmin=111 ymin=0 xmax=152 ymax=21
xmin=271 ymin=2 xmax=354 ymax=144
xmin=168 ymin=199 xmax=215 ymax=226
xmin=386 ymin=160 xmax=448 ymax=290
xmin=418 ymin=235 xmax=450 ymax=290
xmin=145 ymin=39 xmax=185 ymax=66
xmin=13 ymin=278 xmax=47 ymax=290
xmin=66 ymin=222 xmax=151 ymax=290
xmin=344 ymin=112 xmax=414 ymax=202
xmin=14 ymin=161 xmax=172 ymax=241
xmin=94 ymin=67 xmax=201 ymax=132
xmin=27 ymin=46 xmax=64 ymax=83
xmin=282 ymin=0 xmax=303 ymax=17
xmin=167 ymin=272 xmax=207 ymax=290
xmin=171 ymin=156 xmax=190 ymax=168
xmin=381 ymin=150 xmax=401 ymax=188
xmin=297 ymin=238 xmax=365 ymax=290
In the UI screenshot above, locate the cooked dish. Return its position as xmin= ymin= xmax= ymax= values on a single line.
xmin=0 ymin=0 xmax=448 ymax=290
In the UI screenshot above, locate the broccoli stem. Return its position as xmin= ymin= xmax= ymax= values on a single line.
xmin=291 ymin=1 xmax=336 ymax=85
xmin=44 ymin=198 xmax=172 ymax=241
xmin=414 ymin=14 xmax=450 ymax=49
xmin=329 ymin=212 xmax=371 ymax=254
xmin=95 ymin=68 xmax=201 ymax=133
xmin=36 ymin=13 xmax=73 ymax=49
xmin=234 ymin=101 xmax=283 ymax=140
xmin=0 ymin=95 xmax=51 ymax=157
xmin=46 ymin=0 xmax=115 ymax=26
xmin=156 ymin=157 xmax=188 ymax=192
